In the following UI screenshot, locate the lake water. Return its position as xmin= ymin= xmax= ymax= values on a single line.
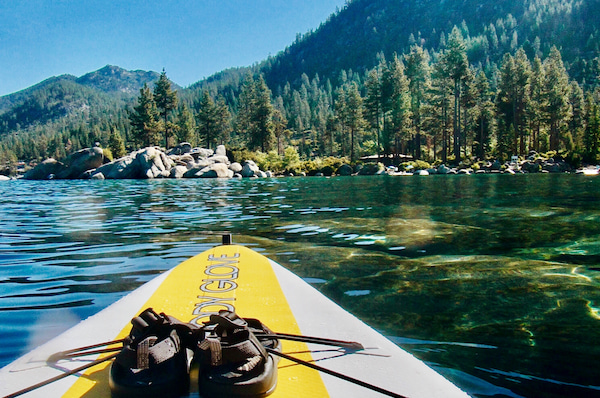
xmin=1 ymin=175 xmax=600 ymax=398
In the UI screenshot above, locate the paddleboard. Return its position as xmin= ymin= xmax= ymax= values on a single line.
xmin=0 ymin=238 xmax=470 ymax=398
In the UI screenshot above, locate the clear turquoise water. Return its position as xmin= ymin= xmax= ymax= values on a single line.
xmin=1 ymin=175 xmax=600 ymax=397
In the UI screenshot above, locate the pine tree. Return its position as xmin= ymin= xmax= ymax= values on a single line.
xmin=568 ymin=80 xmax=585 ymax=153
xmin=544 ymin=47 xmax=571 ymax=151
xmin=196 ymin=91 xmax=231 ymax=149
xmin=334 ymin=86 xmax=349 ymax=157
xmin=427 ymin=56 xmax=453 ymax=162
xmin=405 ymin=45 xmax=431 ymax=159
xmin=272 ymin=108 xmax=288 ymax=155
xmin=176 ymin=103 xmax=196 ymax=145
xmin=197 ymin=90 xmax=218 ymax=149
xmin=387 ymin=56 xmax=412 ymax=159
xmin=497 ymin=51 xmax=531 ymax=157
xmin=251 ymin=76 xmax=276 ymax=152
xmin=236 ymin=74 xmax=257 ymax=145
xmin=344 ymin=82 xmax=366 ymax=162
xmin=584 ymin=94 xmax=600 ymax=163
xmin=130 ymin=83 xmax=161 ymax=147
xmin=442 ymin=26 xmax=469 ymax=162
xmin=108 ymin=127 xmax=127 ymax=159
xmin=364 ymin=68 xmax=383 ymax=156
xmin=460 ymin=67 xmax=477 ymax=158
xmin=527 ymin=56 xmax=545 ymax=152
xmin=473 ymin=70 xmax=494 ymax=159
xmin=215 ymin=96 xmax=232 ymax=147
xmin=514 ymin=49 xmax=531 ymax=156
xmin=153 ymin=70 xmax=178 ymax=149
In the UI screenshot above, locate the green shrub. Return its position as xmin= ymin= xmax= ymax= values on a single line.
xmin=261 ymin=150 xmax=283 ymax=172
xmin=399 ymin=160 xmax=431 ymax=171
xmin=283 ymin=146 xmax=302 ymax=174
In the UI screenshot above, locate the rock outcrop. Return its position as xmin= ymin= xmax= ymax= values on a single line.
xmin=23 ymin=159 xmax=68 ymax=180
xmin=59 ymin=147 xmax=105 ymax=179
xmin=79 ymin=144 xmax=270 ymax=180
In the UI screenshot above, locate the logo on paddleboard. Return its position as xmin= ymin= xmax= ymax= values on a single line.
xmin=191 ymin=253 xmax=239 ymax=324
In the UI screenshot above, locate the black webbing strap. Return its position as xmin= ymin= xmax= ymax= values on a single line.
xmin=266 ymin=348 xmax=409 ymax=398
xmin=3 ymin=352 xmax=119 ymax=398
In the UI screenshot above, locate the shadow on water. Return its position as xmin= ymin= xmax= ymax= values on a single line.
xmin=1 ymin=175 xmax=600 ymax=397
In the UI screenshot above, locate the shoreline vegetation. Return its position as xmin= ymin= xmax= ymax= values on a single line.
xmin=2 ymin=142 xmax=597 ymax=182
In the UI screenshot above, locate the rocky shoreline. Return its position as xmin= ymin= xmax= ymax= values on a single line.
xmin=18 ymin=144 xmax=273 ymax=181
xmin=1 ymin=143 xmax=599 ymax=181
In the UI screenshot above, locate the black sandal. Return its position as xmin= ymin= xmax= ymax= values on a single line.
xmin=194 ymin=310 xmax=280 ymax=398
xmin=109 ymin=308 xmax=197 ymax=398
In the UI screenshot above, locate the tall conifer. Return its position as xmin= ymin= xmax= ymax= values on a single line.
xmin=154 ymin=70 xmax=178 ymax=149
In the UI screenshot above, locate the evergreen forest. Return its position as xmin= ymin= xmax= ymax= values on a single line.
xmin=2 ymin=0 xmax=600 ymax=174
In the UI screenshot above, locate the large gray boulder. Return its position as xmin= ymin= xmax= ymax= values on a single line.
xmin=183 ymin=166 xmax=207 ymax=178
xmin=183 ymin=163 xmax=233 ymax=178
xmin=210 ymin=155 xmax=230 ymax=164
xmin=90 ymin=172 xmax=105 ymax=180
xmin=170 ymin=165 xmax=189 ymax=179
xmin=59 ymin=147 xmax=105 ymax=179
xmin=92 ymin=147 xmax=173 ymax=179
xmin=190 ymin=148 xmax=214 ymax=159
xmin=522 ymin=161 xmax=541 ymax=173
xmin=0 ymin=175 xmax=10 ymax=181
xmin=241 ymin=160 xmax=260 ymax=177
xmin=170 ymin=154 xmax=195 ymax=167
xmin=337 ymin=164 xmax=353 ymax=176
xmin=24 ymin=159 xmax=68 ymax=180
xmin=201 ymin=163 xmax=233 ymax=178
xmin=357 ymin=163 xmax=384 ymax=175
xmin=137 ymin=147 xmax=173 ymax=178
xmin=229 ymin=162 xmax=243 ymax=173
xmin=167 ymin=142 xmax=192 ymax=156
xmin=215 ymin=145 xmax=227 ymax=157
xmin=437 ymin=164 xmax=452 ymax=174
xmin=93 ymin=155 xmax=137 ymax=179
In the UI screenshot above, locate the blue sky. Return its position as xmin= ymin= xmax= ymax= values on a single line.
xmin=0 ymin=0 xmax=347 ymax=96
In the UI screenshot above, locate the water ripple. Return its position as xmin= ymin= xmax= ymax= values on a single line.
xmin=2 ymin=177 xmax=600 ymax=398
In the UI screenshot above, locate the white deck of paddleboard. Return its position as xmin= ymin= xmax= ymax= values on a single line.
xmin=0 ymin=270 xmax=173 ymax=398
xmin=0 ymin=251 xmax=470 ymax=398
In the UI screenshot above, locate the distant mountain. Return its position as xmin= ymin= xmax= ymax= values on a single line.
xmin=75 ymin=65 xmax=162 ymax=95
xmin=0 ymin=66 xmax=165 ymax=137
xmin=0 ymin=75 xmax=77 ymax=114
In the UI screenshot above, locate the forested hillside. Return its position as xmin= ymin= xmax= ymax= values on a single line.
xmin=262 ymin=0 xmax=600 ymax=89
xmin=2 ymin=0 xmax=600 ymax=173
xmin=0 ymin=67 xmax=161 ymax=163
